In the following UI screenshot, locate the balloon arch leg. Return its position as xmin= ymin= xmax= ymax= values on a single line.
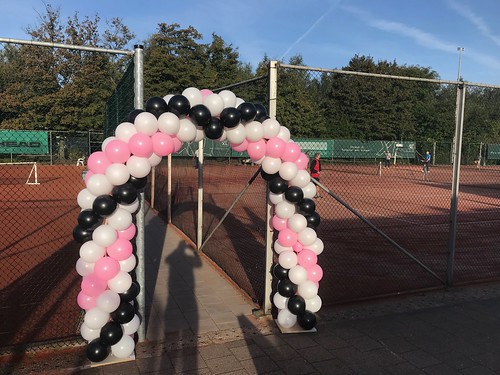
xmin=73 ymin=87 xmax=324 ymax=363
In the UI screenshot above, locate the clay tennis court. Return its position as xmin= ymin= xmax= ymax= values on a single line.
xmin=2 ymin=160 xmax=500 ymax=349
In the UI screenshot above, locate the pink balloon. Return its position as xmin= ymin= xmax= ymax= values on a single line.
xmin=271 ymin=215 xmax=287 ymax=231
xmin=200 ymin=89 xmax=213 ymax=99
xmin=172 ymin=136 xmax=183 ymax=153
xmin=278 ymin=228 xmax=298 ymax=247
xmin=105 ymin=139 xmax=131 ymax=164
xmin=106 ymin=238 xmax=133 ymax=261
xmin=297 ymin=249 xmax=318 ymax=268
xmin=307 ymin=264 xmax=323 ymax=282
xmin=266 ymin=137 xmax=286 ymax=158
xmin=128 ymin=133 xmax=153 ymax=158
xmin=151 ymin=132 xmax=174 ymax=156
xmin=294 ymin=152 xmax=310 ymax=170
xmin=292 ymin=241 xmax=304 ymax=253
xmin=81 ymin=273 xmax=107 ymax=297
xmin=87 ymin=151 xmax=111 ymax=174
xmin=94 ymin=256 xmax=120 ymax=281
xmin=231 ymin=139 xmax=249 ymax=152
xmin=84 ymin=170 xmax=94 ymax=184
xmin=77 ymin=291 xmax=96 ymax=310
xmin=281 ymin=142 xmax=301 ymax=163
xmin=118 ymin=224 xmax=137 ymax=241
xmin=247 ymin=139 xmax=266 ymax=160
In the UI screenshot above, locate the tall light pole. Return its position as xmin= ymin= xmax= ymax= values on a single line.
xmin=457 ymin=47 xmax=464 ymax=81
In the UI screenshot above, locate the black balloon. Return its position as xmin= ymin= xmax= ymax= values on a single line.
xmin=168 ymin=94 xmax=190 ymax=117
xmin=277 ymin=278 xmax=297 ymax=297
xmin=111 ymin=302 xmax=136 ymax=324
xmin=268 ymin=176 xmax=288 ymax=194
xmin=261 ymin=170 xmax=279 ymax=181
xmin=99 ymin=321 xmax=124 ymax=346
xmin=306 ymin=212 xmax=321 ymax=228
xmin=284 ymin=186 xmax=304 ymax=203
xmin=254 ymin=103 xmax=268 ymax=122
xmin=86 ymin=338 xmax=110 ymax=362
xmin=204 ymin=117 xmax=224 ymax=139
xmin=145 ymin=96 xmax=169 ymax=118
xmin=297 ymin=310 xmax=317 ymax=330
xmin=92 ymin=195 xmax=118 ymax=217
xmin=77 ymin=209 xmax=101 ymax=229
xmin=112 ymin=183 xmax=138 ymax=204
xmin=119 ymin=281 xmax=141 ymax=303
xmin=287 ymin=295 xmax=306 ymax=316
xmin=298 ymin=198 xmax=316 ymax=215
xmin=189 ymin=104 xmax=212 ymax=127
xmin=127 ymin=109 xmax=144 ymax=123
xmin=128 ymin=176 xmax=148 ymax=190
xmin=237 ymin=102 xmax=256 ymax=123
xmin=73 ymin=225 xmax=93 ymax=244
xmin=272 ymin=264 xmax=289 ymax=280
xmin=219 ymin=107 xmax=241 ymax=128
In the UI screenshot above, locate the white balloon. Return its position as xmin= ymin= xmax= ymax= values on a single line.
xmin=261 ymin=156 xmax=282 ymax=175
xmin=163 ymin=94 xmax=174 ymax=104
xmin=80 ymin=322 xmax=100 ymax=342
xmin=106 ymin=163 xmax=130 ymax=186
xmin=235 ymin=97 xmax=245 ymax=107
xmin=76 ymin=257 xmax=95 ymax=277
xmin=306 ymin=238 xmax=324 ymax=255
xmin=79 ymin=241 xmax=106 ymax=263
xmin=273 ymin=241 xmax=292 ymax=254
xmin=86 ymin=174 xmax=113 ymax=196
xmin=119 ymin=254 xmax=137 ymax=272
xmin=288 ymin=265 xmax=308 ymax=285
xmin=275 ymin=200 xmax=296 ymax=219
xmin=177 ymin=118 xmax=197 ymax=142
xmin=302 ymin=182 xmax=317 ymax=199
xmin=122 ymin=314 xmax=141 ymax=335
xmin=119 ymin=199 xmax=140 ymax=214
xmin=218 ymin=90 xmax=237 ymax=108
xmin=262 ymin=118 xmax=281 ymax=139
xmin=279 ymin=161 xmax=298 ymax=181
xmin=107 ymin=208 xmax=133 ymax=231
xmin=92 ymin=224 xmax=117 ymax=247
xmin=108 ymin=271 xmax=132 ymax=293
xmin=148 ymin=153 xmax=162 ymax=167
xmin=115 ymin=122 xmax=137 ymax=143
xmin=134 ymin=112 xmax=158 ymax=135
xmin=84 ymin=307 xmax=110 ymax=330
xmin=158 ymin=112 xmax=180 ymax=135
xmin=77 ymin=188 xmax=96 ymax=210
xmin=101 ymin=136 xmax=116 ymax=152
xmin=298 ymin=227 xmax=318 ymax=246
xmin=194 ymin=127 xmax=205 ymax=142
xmin=269 ymin=192 xmax=284 ymax=205
xmin=277 ymin=308 xmax=297 ymax=329
xmin=226 ymin=124 xmax=246 ymax=145
xmin=288 ymin=214 xmax=308 ymax=233
xmin=203 ymin=93 xmax=224 ymax=117
xmin=182 ymin=87 xmax=202 ymax=107
xmin=96 ymin=290 xmax=121 ymax=313
xmin=127 ymin=156 xmax=151 ymax=178
xmin=290 ymin=170 xmax=311 ymax=188
xmin=273 ymin=293 xmax=288 ymax=310
xmin=215 ymin=129 xmax=227 ymax=142
xmin=305 ymin=295 xmax=322 ymax=313
xmin=278 ymin=250 xmax=298 ymax=269
xmin=277 ymin=126 xmax=291 ymax=142
xmin=297 ymin=280 xmax=318 ymax=300
xmin=245 ymin=121 xmax=264 ymax=142
xmin=111 ymin=334 xmax=135 ymax=359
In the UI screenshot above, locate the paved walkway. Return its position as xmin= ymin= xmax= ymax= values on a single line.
xmin=5 ymin=206 xmax=500 ymax=374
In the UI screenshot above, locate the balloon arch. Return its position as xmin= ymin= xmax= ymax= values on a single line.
xmin=73 ymin=87 xmax=324 ymax=362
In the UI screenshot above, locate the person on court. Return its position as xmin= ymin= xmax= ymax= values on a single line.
xmin=309 ymin=153 xmax=322 ymax=198
xmin=422 ymin=151 xmax=431 ymax=173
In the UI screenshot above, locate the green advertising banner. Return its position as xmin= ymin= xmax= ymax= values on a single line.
xmin=0 ymin=130 xmax=49 ymax=154
xmin=487 ymin=144 xmax=500 ymax=160
xmin=332 ymin=140 xmax=416 ymax=159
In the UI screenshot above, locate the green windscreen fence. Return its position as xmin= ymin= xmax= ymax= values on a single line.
xmin=0 ymin=130 xmax=49 ymax=154
xmin=487 ymin=144 xmax=500 ymax=159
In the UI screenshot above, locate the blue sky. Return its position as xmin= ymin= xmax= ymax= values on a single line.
xmin=2 ymin=0 xmax=500 ymax=85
